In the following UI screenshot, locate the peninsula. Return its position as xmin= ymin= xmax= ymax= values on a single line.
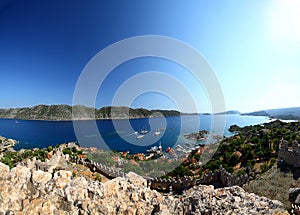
xmin=0 ymin=105 xmax=182 ymax=121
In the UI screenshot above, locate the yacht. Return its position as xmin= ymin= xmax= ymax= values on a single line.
xmin=154 ymin=130 xmax=161 ymax=136
xmin=140 ymin=126 xmax=148 ymax=134
xmin=136 ymin=135 xmax=144 ymax=139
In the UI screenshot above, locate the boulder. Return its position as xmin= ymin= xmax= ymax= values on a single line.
xmin=289 ymin=187 xmax=300 ymax=203
xmin=53 ymin=170 xmax=72 ymax=189
xmin=126 ymin=171 xmax=147 ymax=188
xmin=32 ymin=170 xmax=52 ymax=188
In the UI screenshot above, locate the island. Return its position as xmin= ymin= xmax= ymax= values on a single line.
xmin=0 ymin=104 xmax=185 ymax=121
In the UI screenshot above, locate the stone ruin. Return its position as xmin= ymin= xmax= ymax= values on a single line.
xmin=149 ymin=166 xmax=251 ymax=193
xmin=66 ymin=153 xmax=251 ymax=194
xmin=278 ymin=138 xmax=300 ymax=167
xmin=68 ymin=155 xmax=124 ymax=179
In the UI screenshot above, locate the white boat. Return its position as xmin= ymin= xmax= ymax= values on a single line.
xmin=140 ymin=125 xmax=148 ymax=134
xmin=136 ymin=135 xmax=144 ymax=139
xmin=146 ymin=146 xmax=159 ymax=152
xmin=146 ymin=142 xmax=162 ymax=152
xmin=154 ymin=131 xmax=161 ymax=136
xmin=140 ymin=130 xmax=148 ymax=134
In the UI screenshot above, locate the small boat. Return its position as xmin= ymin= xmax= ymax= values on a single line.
xmin=140 ymin=126 xmax=148 ymax=134
xmin=154 ymin=130 xmax=161 ymax=136
xmin=146 ymin=142 xmax=162 ymax=152
xmin=15 ymin=120 xmax=20 ymax=124
xmin=136 ymin=135 xmax=144 ymax=139
xmin=146 ymin=146 xmax=159 ymax=152
xmin=176 ymin=145 xmax=183 ymax=149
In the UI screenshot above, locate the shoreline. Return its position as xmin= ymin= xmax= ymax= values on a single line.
xmin=0 ymin=113 xmax=200 ymax=122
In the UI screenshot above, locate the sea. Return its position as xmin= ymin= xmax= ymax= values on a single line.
xmin=0 ymin=114 xmax=271 ymax=154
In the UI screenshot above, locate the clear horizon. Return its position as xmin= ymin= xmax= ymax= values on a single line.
xmin=0 ymin=1 xmax=299 ymax=113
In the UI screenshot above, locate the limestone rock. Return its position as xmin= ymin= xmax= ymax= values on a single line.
xmin=32 ymin=170 xmax=52 ymax=188
xmin=53 ymin=170 xmax=72 ymax=189
xmin=126 ymin=171 xmax=147 ymax=188
xmin=0 ymin=162 xmax=10 ymax=179
xmin=0 ymin=160 xmax=288 ymax=214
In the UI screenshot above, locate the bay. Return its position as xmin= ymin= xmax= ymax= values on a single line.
xmin=0 ymin=114 xmax=270 ymax=154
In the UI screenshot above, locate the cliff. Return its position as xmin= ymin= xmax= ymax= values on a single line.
xmin=0 ymin=105 xmax=182 ymax=121
xmin=0 ymin=161 xmax=287 ymax=214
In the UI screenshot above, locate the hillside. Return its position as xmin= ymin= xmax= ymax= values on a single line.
xmin=215 ymin=110 xmax=241 ymax=115
xmin=242 ymin=107 xmax=300 ymax=120
xmin=0 ymin=105 xmax=181 ymax=121
xmin=0 ymin=143 xmax=287 ymax=214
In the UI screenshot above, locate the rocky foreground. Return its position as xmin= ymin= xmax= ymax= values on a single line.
xmin=0 ymin=161 xmax=287 ymax=215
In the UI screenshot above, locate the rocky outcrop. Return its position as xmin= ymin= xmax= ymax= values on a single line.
xmin=290 ymin=188 xmax=300 ymax=204
xmin=278 ymin=139 xmax=300 ymax=168
xmin=0 ymin=136 xmax=17 ymax=152
xmin=0 ymin=161 xmax=287 ymax=214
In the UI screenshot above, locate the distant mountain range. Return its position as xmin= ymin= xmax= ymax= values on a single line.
xmin=0 ymin=105 xmax=182 ymax=121
xmin=242 ymin=107 xmax=300 ymax=120
xmin=212 ymin=108 xmax=300 ymax=120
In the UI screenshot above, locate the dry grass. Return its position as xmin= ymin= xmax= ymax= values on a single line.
xmin=244 ymin=165 xmax=300 ymax=209
xmin=65 ymin=163 xmax=109 ymax=182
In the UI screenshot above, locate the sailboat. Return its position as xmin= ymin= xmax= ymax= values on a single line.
xmin=153 ymin=129 xmax=161 ymax=136
xmin=140 ymin=125 xmax=148 ymax=134
xmin=136 ymin=134 xmax=144 ymax=139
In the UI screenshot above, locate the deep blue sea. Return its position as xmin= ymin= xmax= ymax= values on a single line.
xmin=0 ymin=115 xmax=270 ymax=154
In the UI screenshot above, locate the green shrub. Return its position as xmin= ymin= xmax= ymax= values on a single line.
xmin=47 ymin=146 xmax=53 ymax=152
xmin=247 ymin=159 xmax=256 ymax=169
xmin=260 ymin=163 xmax=269 ymax=173
xmin=223 ymin=164 xmax=234 ymax=173
xmin=62 ymin=148 xmax=72 ymax=155
xmin=95 ymin=174 xmax=102 ymax=182
xmin=270 ymin=158 xmax=276 ymax=166
xmin=236 ymin=169 xmax=246 ymax=176
xmin=1 ymin=157 xmax=13 ymax=168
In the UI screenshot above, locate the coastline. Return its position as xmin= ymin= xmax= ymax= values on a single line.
xmin=0 ymin=113 xmax=200 ymax=122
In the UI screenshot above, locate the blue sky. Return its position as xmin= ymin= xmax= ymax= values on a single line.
xmin=0 ymin=0 xmax=299 ymax=113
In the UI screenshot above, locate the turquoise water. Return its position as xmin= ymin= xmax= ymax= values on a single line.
xmin=0 ymin=114 xmax=270 ymax=153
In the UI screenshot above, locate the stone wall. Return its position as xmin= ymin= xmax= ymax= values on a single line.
xmin=278 ymin=139 xmax=300 ymax=167
xmin=62 ymin=150 xmax=250 ymax=193
xmin=68 ymin=155 xmax=124 ymax=179
xmin=149 ymin=166 xmax=250 ymax=193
